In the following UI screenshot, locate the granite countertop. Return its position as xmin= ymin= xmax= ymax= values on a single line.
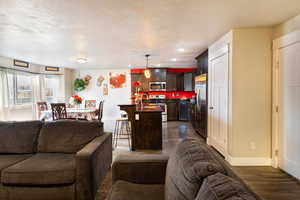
xmin=135 ymin=105 xmax=163 ymax=113
xmin=118 ymin=104 xmax=163 ymax=113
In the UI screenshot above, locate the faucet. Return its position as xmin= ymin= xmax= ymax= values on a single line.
xmin=141 ymin=93 xmax=149 ymax=106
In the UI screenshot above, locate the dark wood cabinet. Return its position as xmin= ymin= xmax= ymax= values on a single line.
xmin=176 ymin=73 xmax=184 ymax=91
xmin=178 ymin=101 xmax=189 ymax=121
xmin=119 ymin=104 xmax=163 ymax=150
xmin=166 ymin=73 xmax=177 ymax=91
xmin=195 ymin=50 xmax=208 ymax=75
xmin=184 ymin=72 xmax=194 ymax=91
xmin=167 ymin=102 xmax=178 ymax=121
xmin=132 ymin=69 xmax=195 ymax=93
xmin=174 ymin=72 xmax=194 ymax=92
xmin=150 ymin=69 xmax=167 ymax=82
xmin=134 ymin=111 xmax=163 ymax=150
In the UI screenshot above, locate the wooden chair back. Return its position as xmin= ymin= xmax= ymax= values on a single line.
xmin=98 ymin=101 xmax=104 ymax=121
xmin=51 ymin=103 xmax=67 ymax=120
xmin=85 ymin=100 xmax=97 ymax=108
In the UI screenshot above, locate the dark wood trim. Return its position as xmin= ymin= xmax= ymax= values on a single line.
xmin=45 ymin=66 xmax=60 ymax=72
xmin=13 ymin=59 xmax=29 ymax=68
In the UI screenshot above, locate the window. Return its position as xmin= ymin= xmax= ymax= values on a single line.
xmin=7 ymin=72 xmax=33 ymax=105
xmin=43 ymin=75 xmax=63 ymax=103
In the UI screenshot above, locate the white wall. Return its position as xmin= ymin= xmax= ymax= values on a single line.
xmin=208 ymin=28 xmax=272 ymax=166
xmin=273 ymin=14 xmax=300 ymax=39
xmin=77 ymin=69 xmax=131 ymax=132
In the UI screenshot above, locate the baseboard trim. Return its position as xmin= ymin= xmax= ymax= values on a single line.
xmin=226 ymin=156 xmax=272 ymax=166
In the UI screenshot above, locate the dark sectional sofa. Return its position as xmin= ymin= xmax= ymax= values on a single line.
xmin=0 ymin=120 xmax=112 ymax=200
xmin=108 ymin=137 xmax=261 ymax=200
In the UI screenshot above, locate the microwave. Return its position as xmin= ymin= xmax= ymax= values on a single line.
xmin=149 ymin=82 xmax=167 ymax=91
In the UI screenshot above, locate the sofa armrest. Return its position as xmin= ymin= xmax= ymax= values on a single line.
xmin=76 ymin=132 xmax=112 ymax=200
xmin=112 ymin=154 xmax=169 ymax=184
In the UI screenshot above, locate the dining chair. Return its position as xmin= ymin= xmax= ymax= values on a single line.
xmin=98 ymin=100 xmax=104 ymax=121
xmin=51 ymin=103 xmax=68 ymax=120
xmin=37 ymin=102 xmax=48 ymax=120
xmin=85 ymin=100 xmax=97 ymax=108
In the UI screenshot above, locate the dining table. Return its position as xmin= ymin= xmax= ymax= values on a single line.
xmin=40 ymin=108 xmax=98 ymax=121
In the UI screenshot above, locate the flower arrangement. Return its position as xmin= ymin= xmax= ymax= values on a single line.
xmin=69 ymin=95 xmax=83 ymax=105
xmin=132 ymin=81 xmax=141 ymax=104
xmin=133 ymin=81 xmax=141 ymax=87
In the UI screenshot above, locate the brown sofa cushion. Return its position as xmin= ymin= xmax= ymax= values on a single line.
xmin=165 ymin=137 xmax=226 ymax=200
xmin=196 ymin=173 xmax=256 ymax=200
xmin=0 ymin=121 xmax=42 ymax=153
xmin=2 ymin=184 xmax=75 ymax=200
xmin=107 ymin=180 xmax=164 ymax=200
xmin=1 ymin=153 xmax=75 ymax=185
xmin=38 ymin=120 xmax=101 ymax=153
xmin=0 ymin=154 xmax=33 ymax=182
xmin=0 ymin=185 xmax=5 ymax=200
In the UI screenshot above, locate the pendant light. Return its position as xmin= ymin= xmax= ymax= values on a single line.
xmin=144 ymin=54 xmax=151 ymax=79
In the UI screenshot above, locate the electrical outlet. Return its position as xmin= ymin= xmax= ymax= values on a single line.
xmin=135 ymin=114 xmax=139 ymax=120
xmin=250 ymin=142 xmax=256 ymax=150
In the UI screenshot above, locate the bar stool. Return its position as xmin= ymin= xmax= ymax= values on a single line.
xmin=113 ymin=112 xmax=131 ymax=150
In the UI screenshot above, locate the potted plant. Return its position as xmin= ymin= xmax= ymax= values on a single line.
xmin=74 ymin=78 xmax=87 ymax=92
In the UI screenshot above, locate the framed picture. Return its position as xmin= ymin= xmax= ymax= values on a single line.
xmin=109 ymin=72 xmax=126 ymax=88
xmin=103 ymin=84 xmax=108 ymax=96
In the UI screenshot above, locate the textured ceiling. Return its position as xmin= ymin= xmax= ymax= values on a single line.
xmin=0 ymin=0 xmax=300 ymax=69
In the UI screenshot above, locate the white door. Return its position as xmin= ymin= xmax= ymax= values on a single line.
xmin=208 ymin=51 xmax=229 ymax=156
xmin=278 ymin=40 xmax=300 ymax=179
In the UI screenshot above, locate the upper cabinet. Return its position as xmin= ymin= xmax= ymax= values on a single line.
xmin=131 ymin=68 xmax=195 ymax=92
xmin=150 ymin=68 xmax=166 ymax=82
xmin=166 ymin=72 xmax=177 ymax=91
xmin=167 ymin=71 xmax=194 ymax=91
xmin=184 ymin=72 xmax=193 ymax=91
xmin=195 ymin=50 xmax=208 ymax=75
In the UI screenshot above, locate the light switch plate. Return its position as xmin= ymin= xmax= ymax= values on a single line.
xmin=135 ymin=114 xmax=139 ymax=120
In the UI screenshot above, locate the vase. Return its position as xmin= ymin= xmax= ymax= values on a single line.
xmin=75 ymin=103 xmax=81 ymax=109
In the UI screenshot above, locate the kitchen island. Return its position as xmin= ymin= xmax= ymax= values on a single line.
xmin=119 ymin=104 xmax=163 ymax=151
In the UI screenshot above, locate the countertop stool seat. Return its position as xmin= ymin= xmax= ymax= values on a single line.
xmin=113 ymin=116 xmax=131 ymax=150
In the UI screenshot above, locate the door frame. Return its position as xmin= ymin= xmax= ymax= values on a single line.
xmin=207 ymin=44 xmax=230 ymax=159
xmin=272 ymin=29 xmax=300 ymax=168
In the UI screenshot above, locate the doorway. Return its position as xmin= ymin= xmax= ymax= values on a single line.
xmin=273 ymin=30 xmax=300 ymax=179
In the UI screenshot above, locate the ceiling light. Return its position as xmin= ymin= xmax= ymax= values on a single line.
xmin=171 ymin=58 xmax=177 ymax=62
xmin=144 ymin=54 xmax=151 ymax=79
xmin=77 ymin=57 xmax=88 ymax=64
xmin=177 ymin=48 xmax=185 ymax=52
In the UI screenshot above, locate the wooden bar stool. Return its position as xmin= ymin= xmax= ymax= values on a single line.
xmin=113 ymin=113 xmax=131 ymax=150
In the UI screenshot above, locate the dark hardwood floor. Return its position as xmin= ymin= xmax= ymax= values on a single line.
xmin=99 ymin=121 xmax=300 ymax=200
xmin=231 ymin=166 xmax=300 ymax=200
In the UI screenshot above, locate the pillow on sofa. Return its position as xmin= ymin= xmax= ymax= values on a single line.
xmin=38 ymin=120 xmax=101 ymax=153
xmin=165 ymin=137 xmax=227 ymax=200
xmin=196 ymin=173 xmax=256 ymax=200
xmin=0 ymin=121 xmax=43 ymax=153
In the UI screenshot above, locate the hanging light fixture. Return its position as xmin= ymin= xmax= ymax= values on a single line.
xmin=144 ymin=54 xmax=151 ymax=79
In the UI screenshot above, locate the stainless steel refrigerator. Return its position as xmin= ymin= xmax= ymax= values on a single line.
xmin=194 ymin=74 xmax=207 ymax=138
